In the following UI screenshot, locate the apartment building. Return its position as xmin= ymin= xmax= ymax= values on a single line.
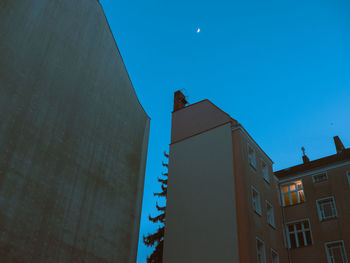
xmin=276 ymin=138 xmax=350 ymax=263
xmin=163 ymin=91 xmax=349 ymax=263
xmin=163 ymin=91 xmax=287 ymax=263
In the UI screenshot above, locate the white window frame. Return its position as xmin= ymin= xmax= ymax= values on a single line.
xmin=280 ymin=180 xmax=305 ymax=206
xmin=251 ymin=186 xmax=262 ymax=215
xmin=271 ymin=249 xmax=279 ymax=263
xmin=312 ymin=172 xmax=328 ymax=183
xmin=316 ymin=196 xmax=338 ymax=221
xmin=256 ymin=237 xmax=266 ymax=263
xmin=261 ymin=159 xmax=270 ymax=183
xmin=325 ymin=240 xmax=348 ymax=263
xmin=347 ymin=171 xmax=350 ymax=186
xmin=266 ymin=200 xmax=275 ymax=227
xmin=248 ymin=143 xmax=257 ymax=169
xmin=285 ymin=218 xmax=313 ymax=248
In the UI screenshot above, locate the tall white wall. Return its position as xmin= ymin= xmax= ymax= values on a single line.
xmin=0 ymin=0 xmax=149 ymax=262
xmin=163 ymin=123 xmax=239 ymax=263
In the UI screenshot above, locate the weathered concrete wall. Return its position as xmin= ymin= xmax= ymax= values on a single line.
xmin=0 ymin=0 xmax=149 ymax=262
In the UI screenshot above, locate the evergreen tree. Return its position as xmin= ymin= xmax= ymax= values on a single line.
xmin=143 ymin=152 xmax=169 ymax=263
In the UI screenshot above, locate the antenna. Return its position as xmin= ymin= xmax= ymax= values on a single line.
xmin=301 ymin=146 xmax=310 ymax=163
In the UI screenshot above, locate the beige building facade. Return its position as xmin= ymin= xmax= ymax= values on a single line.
xmin=163 ymin=91 xmax=349 ymax=263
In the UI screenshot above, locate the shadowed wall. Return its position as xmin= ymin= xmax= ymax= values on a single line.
xmin=0 ymin=0 xmax=149 ymax=262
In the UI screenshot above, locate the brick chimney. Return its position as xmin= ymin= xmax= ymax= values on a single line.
xmin=333 ymin=136 xmax=345 ymax=154
xmin=173 ymin=90 xmax=188 ymax=112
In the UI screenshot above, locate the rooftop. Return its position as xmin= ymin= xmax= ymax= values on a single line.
xmin=275 ymin=148 xmax=350 ymax=178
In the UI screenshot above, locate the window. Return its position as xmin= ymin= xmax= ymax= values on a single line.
xmin=347 ymin=171 xmax=350 ymax=186
xmin=256 ymin=238 xmax=266 ymax=263
xmin=266 ymin=201 xmax=275 ymax=227
xmin=262 ymin=160 xmax=270 ymax=183
xmin=248 ymin=144 xmax=256 ymax=169
xmin=286 ymin=219 xmax=313 ymax=248
xmin=325 ymin=241 xmax=348 ymax=263
xmin=251 ymin=186 xmax=262 ymax=215
xmin=313 ymin=172 xmax=328 ymax=183
xmin=316 ymin=196 xmax=337 ymax=221
xmin=281 ymin=180 xmax=305 ymax=206
xmin=271 ymin=249 xmax=279 ymax=263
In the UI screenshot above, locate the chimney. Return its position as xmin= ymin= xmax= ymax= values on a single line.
xmin=301 ymin=147 xmax=310 ymax=164
xmin=173 ymin=90 xmax=188 ymax=112
xmin=333 ymin=136 xmax=345 ymax=154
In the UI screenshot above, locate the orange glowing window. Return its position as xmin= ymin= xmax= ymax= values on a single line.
xmin=281 ymin=180 xmax=305 ymax=206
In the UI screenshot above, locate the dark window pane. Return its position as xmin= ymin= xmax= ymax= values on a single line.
xmin=306 ymin=231 xmax=312 ymax=245
xmin=290 ymin=234 xmax=297 ymax=248
xmin=332 ymin=247 xmax=344 ymax=263
xmin=297 ymin=232 xmax=305 ymax=247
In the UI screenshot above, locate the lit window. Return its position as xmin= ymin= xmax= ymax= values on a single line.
xmin=281 ymin=180 xmax=305 ymax=206
xmin=316 ymin=196 xmax=337 ymax=221
xmin=313 ymin=172 xmax=328 ymax=183
xmin=271 ymin=249 xmax=279 ymax=263
xmin=266 ymin=201 xmax=275 ymax=227
xmin=325 ymin=241 xmax=348 ymax=263
xmin=248 ymin=144 xmax=256 ymax=169
xmin=347 ymin=171 xmax=350 ymax=186
xmin=251 ymin=186 xmax=262 ymax=215
xmin=262 ymin=160 xmax=270 ymax=183
xmin=256 ymin=238 xmax=266 ymax=263
xmin=286 ymin=219 xmax=313 ymax=248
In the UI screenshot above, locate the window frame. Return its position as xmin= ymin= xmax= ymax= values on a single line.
xmin=251 ymin=186 xmax=262 ymax=216
xmin=271 ymin=249 xmax=279 ymax=263
xmin=280 ymin=180 xmax=305 ymax=206
xmin=285 ymin=218 xmax=313 ymax=249
xmin=261 ymin=159 xmax=270 ymax=183
xmin=248 ymin=143 xmax=257 ymax=170
xmin=325 ymin=240 xmax=348 ymax=263
xmin=316 ymin=196 xmax=338 ymax=221
xmin=256 ymin=237 xmax=266 ymax=263
xmin=265 ymin=200 xmax=275 ymax=228
xmin=347 ymin=171 xmax=350 ymax=186
xmin=312 ymin=172 xmax=328 ymax=183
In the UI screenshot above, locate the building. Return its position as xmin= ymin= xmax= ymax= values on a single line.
xmin=0 ymin=0 xmax=149 ymax=262
xmin=163 ymin=91 xmax=349 ymax=263
xmin=276 ymin=137 xmax=350 ymax=263
xmin=163 ymin=91 xmax=287 ymax=263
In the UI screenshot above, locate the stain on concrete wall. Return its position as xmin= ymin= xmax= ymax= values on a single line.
xmin=0 ymin=0 xmax=149 ymax=262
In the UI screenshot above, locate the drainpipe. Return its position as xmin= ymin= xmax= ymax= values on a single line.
xmin=279 ymin=182 xmax=293 ymax=263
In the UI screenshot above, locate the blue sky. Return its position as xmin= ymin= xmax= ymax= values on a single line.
xmin=100 ymin=0 xmax=350 ymax=261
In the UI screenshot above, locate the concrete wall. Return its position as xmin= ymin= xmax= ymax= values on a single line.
xmin=163 ymin=122 xmax=239 ymax=263
xmin=0 ymin=0 xmax=149 ymax=262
